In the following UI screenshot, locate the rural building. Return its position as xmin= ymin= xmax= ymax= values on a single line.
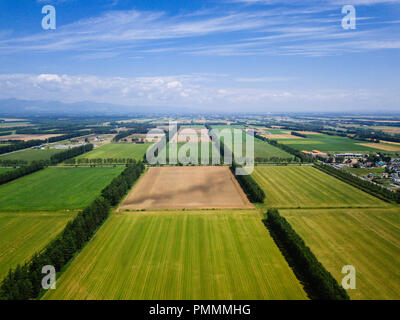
xmin=301 ymin=150 xmax=328 ymax=157
xmin=334 ymin=153 xmax=364 ymax=159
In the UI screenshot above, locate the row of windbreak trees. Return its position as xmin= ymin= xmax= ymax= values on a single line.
xmin=65 ymin=158 xmax=138 ymax=165
xmin=230 ymin=162 xmax=265 ymax=203
xmin=0 ymin=161 xmax=145 ymax=300
xmin=113 ymin=123 xmax=155 ymax=142
xmin=0 ymin=162 xmax=44 ymax=186
xmin=49 ymin=144 xmax=94 ymax=164
xmin=291 ymin=131 xmax=308 ymax=138
xmin=264 ymin=209 xmax=349 ymax=300
xmin=204 ymin=125 xmax=265 ymax=203
xmin=314 ymin=163 xmax=400 ymax=204
xmin=0 ymin=144 xmax=95 ymax=185
xmin=0 ymin=132 xmax=90 ymax=156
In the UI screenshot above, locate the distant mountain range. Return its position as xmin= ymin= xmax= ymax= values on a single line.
xmin=0 ymin=98 xmax=197 ymax=116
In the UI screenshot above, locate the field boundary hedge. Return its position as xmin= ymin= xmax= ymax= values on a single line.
xmin=291 ymin=131 xmax=307 ymax=138
xmin=50 ymin=144 xmax=94 ymax=164
xmin=264 ymin=209 xmax=349 ymax=300
xmin=0 ymin=132 xmax=90 ymax=157
xmin=230 ymin=162 xmax=265 ymax=203
xmin=0 ymin=161 xmax=145 ymax=300
xmin=0 ymin=145 xmax=94 ymax=184
xmin=314 ymin=163 xmax=400 ymax=204
xmin=0 ymin=162 xmax=44 ymax=186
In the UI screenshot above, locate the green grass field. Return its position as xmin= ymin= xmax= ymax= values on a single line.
xmin=164 ymin=142 xmax=221 ymax=164
xmin=0 ymin=212 xmax=75 ymax=279
xmin=281 ymin=208 xmax=400 ymax=300
xmin=252 ymin=166 xmax=388 ymax=209
xmin=0 ymin=148 xmax=61 ymax=162
xmin=0 ymin=167 xmax=123 ymax=211
xmin=74 ymin=143 xmax=152 ymax=163
xmin=276 ymin=134 xmax=386 ymax=153
xmin=212 ymin=128 xmax=294 ymax=162
xmin=255 ymin=128 xmax=288 ymax=134
xmin=43 ymin=210 xmax=307 ymax=300
xmin=252 ymin=137 xmax=294 ymax=161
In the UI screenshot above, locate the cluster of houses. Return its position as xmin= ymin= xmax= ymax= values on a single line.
xmin=387 ymin=159 xmax=400 ymax=185
xmin=359 ymin=159 xmax=400 ymax=185
xmin=334 ymin=153 xmax=364 ymax=159
xmin=31 ymin=135 xmax=105 ymax=151
xmin=330 ymin=155 xmax=400 ymax=187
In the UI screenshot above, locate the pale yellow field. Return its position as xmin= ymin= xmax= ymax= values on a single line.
xmin=43 ymin=211 xmax=308 ymax=300
xmin=281 ymin=208 xmax=400 ymax=300
xmin=357 ymin=143 xmax=400 ymax=152
xmin=375 ymin=126 xmax=400 ymax=134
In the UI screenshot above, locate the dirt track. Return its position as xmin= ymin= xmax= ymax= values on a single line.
xmin=118 ymin=166 xmax=254 ymax=210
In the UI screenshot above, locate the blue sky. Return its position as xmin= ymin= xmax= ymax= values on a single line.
xmin=0 ymin=0 xmax=399 ymax=112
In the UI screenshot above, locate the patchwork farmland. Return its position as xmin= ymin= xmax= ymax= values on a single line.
xmin=43 ymin=211 xmax=307 ymax=300
xmin=0 ymin=165 xmax=124 ymax=284
xmin=0 ymin=116 xmax=400 ymax=302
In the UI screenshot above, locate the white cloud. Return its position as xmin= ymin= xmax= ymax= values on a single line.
xmin=235 ymin=77 xmax=294 ymax=82
xmin=0 ymin=73 xmax=398 ymax=111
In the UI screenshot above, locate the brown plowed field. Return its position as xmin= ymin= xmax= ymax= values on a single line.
xmin=119 ymin=166 xmax=254 ymax=210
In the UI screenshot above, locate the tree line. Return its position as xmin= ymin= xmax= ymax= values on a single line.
xmin=64 ymin=158 xmax=139 ymax=165
xmin=264 ymin=209 xmax=349 ymax=300
xmin=0 ymin=140 xmax=45 ymax=156
xmin=113 ymin=130 xmax=136 ymax=142
xmin=0 ymin=132 xmax=90 ymax=156
xmin=0 ymin=161 xmax=145 ymax=300
xmin=291 ymin=131 xmax=308 ymax=138
xmin=0 ymin=162 xmax=44 ymax=186
xmin=314 ymin=163 xmax=400 ymax=204
xmin=113 ymin=124 xmax=154 ymax=142
xmin=50 ymin=144 xmax=94 ymax=164
xmin=101 ymin=161 xmax=145 ymax=205
xmin=230 ymin=162 xmax=265 ymax=203
xmin=346 ymin=127 xmax=400 ymax=144
xmin=204 ymin=125 xmax=265 ymax=202
xmin=0 ymin=159 xmax=30 ymax=166
xmin=0 ymin=144 xmax=94 ymax=167
xmin=254 ymin=156 xmax=294 ymax=163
